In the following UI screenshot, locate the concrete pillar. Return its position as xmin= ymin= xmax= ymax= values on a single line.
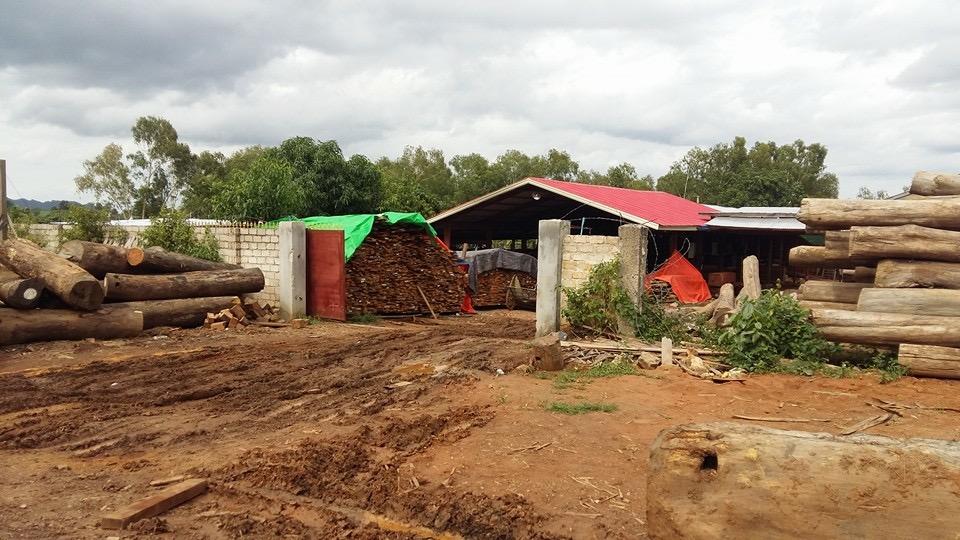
xmin=278 ymin=221 xmax=306 ymax=320
xmin=618 ymin=224 xmax=648 ymax=335
xmin=535 ymin=219 xmax=569 ymax=337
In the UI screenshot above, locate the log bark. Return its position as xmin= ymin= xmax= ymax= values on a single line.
xmin=0 ymin=238 xmax=103 ymax=310
xmin=58 ymin=240 xmax=135 ymax=278
xmin=897 ymin=343 xmax=960 ymax=379
xmin=910 ymin=170 xmax=960 ymax=196
xmin=0 ymin=266 xmax=44 ymax=309
xmin=103 ymin=268 xmax=264 ymax=301
xmin=798 ymin=280 xmax=869 ymax=303
xmin=857 ymin=288 xmax=960 ymax=317
xmin=0 ymin=306 xmax=143 ymax=345
xmin=852 ymin=266 xmax=875 ymax=283
xmin=823 ymin=230 xmax=850 ymax=254
xmin=128 ymin=246 xmax=238 ymax=273
xmin=874 ymin=260 xmax=960 ymax=289
xmin=647 ymin=422 xmax=960 ymax=540
xmin=797 ymin=197 xmax=960 ymax=230
xmin=798 ymin=300 xmax=856 ymax=311
xmin=710 ymin=283 xmax=734 ymax=325
xmin=111 ymin=296 xmax=239 ymax=329
xmin=787 ymin=246 xmax=874 ymax=268
xmin=849 ymin=225 xmax=960 ymax=263
xmin=810 ymin=308 xmax=960 ymax=347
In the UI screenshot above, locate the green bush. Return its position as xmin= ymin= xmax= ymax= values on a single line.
xmin=712 ymin=290 xmax=837 ymax=372
xmin=58 ymin=205 xmax=128 ymax=245
xmin=562 ymin=259 xmax=688 ymax=342
xmin=140 ymin=208 xmax=222 ymax=262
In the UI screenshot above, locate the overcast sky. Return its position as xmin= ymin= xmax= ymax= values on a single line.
xmin=2 ymin=1 xmax=958 ymax=201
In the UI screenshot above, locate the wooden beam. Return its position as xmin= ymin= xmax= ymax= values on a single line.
xmin=101 ymin=479 xmax=207 ymax=529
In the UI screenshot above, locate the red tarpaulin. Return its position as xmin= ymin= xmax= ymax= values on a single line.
xmin=644 ymin=251 xmax=712 ymax=304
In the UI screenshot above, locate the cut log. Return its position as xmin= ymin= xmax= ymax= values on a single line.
xmin=797 ymin=280 xmax=869 ymax=303
xmin=0 ymin=238 xmax=103 ymax=310
xmin=849 ymin=224 xmax=960 ymax=263
xmin=709 ymin=283 xmax=734 ymax=325
xmin=797 ymin=197 xmax=960 ymax=230
xmin=822 ymin=230 xmax=850 ymax=255
xmin=852 ymin=266 xmax=876 ymax=283
xmin=0 ymin=306 xmax=143 ymax=345
xmin=58 ymin=240 xmax=135 ymax=278
xmin=128 ymin=246 xmax=238 ymax=273
xmin=874 ymin=259 xmax=960 ymax=289
xmin=858 ymin=288 xmax=960 ymax=317
xmin=0 ymin=265 xmax=44 ymax=309
xmin=648 ymin=422 xmax=960 ymax=540
xmin=798 ymin=300 xmax=856 ymax=311
xmin=787 ymin=246 xmax=873 ymax=268
xmin=897 ymin=343 xmax=960 ymax=379
xmin=103 ymin=268 xmax=264 ymax=301
xmin=910 ymin=170 xmax=960 ymax=196
xmin=110 ymin=296 xmax=239 ymax=329
xmin=735 ymin=255 xmax=760 ymax=305
xmin=810 ymin=308 xmax=960 ymax=347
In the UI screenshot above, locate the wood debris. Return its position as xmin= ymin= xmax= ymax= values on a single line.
xmin=204 ymin=299 xmax=280 ymax=330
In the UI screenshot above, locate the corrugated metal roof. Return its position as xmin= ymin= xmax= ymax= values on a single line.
xmin=530 ymin=178 xmax=713 ymax=228
xmin=703 ymin=216 xmax=805 ymax=231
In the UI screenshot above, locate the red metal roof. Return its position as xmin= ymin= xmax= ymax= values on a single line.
xmin=530 ymin=178 xmax=713 ymax=228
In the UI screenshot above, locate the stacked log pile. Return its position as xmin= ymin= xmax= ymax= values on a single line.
xmin=345 ymin=225 xmax=464 ymax=315
xmin=0 ymin=238 xmax=265 ymax=345
xmin=790 ymin=170 xmax=960 ymax=379
xmin=473 ymin=269 xmax=535 ymax=307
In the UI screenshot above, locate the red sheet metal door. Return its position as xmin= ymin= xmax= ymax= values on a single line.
xmin=306 ymin=229 xmax=347 ymax=321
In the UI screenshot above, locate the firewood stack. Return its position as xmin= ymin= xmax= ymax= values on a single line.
xmin=0 ymin=238 xmax=266 ymax=346
xmin=790 ymin=170 xmax=960 ymax=379
xmin=473 ymin=270 xmax=535 ymax=307
xmin=345 ymin=224 xmax=464 ymax=315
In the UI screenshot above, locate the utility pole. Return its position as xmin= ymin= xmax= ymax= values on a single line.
xmin=0 ymin=159 xmax=7 ymax=241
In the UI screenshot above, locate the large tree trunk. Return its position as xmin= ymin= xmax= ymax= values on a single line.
xmin=857 ymin=288 xmax=960 ymax=317
xmin=647 ymin=422 xmax=960 ymax=540
xmin=898 ymin=343 xmax=960 ymax=379
xmin=849 ymin=225 xmax=960 ymax=262
xmin=111 ymin=296 xmax=239 ymax=329
xmin=103 ymin=268 xmax=264 ymax=301
xmin=709 ymin=283 xmax=735 ymax=325
xmin=797 ymin=197 xmax=960 ymax=230
xmin=874 ymin=260 xmax=960 ymax=289
xmin=0 ymin=266 xmax=44 ymax=309
xmin=798 ymin=280 xmax=869 ymax=303
xmin=735 ymin=255 xmax=760 ymax=305
xmin=787 ymin=246 xmax=873 ymax=268
xmin=128 ymin=246 xmax=238 ymax=273
xmin=810 ymin=308 xmax=960 ymax=347
xmin=910 ymin=171 xmax=960 ymax=196
xmin=0 ymin=306 xmax=143 ymax=345
xmin=58 ymin=240 xmax=135 ymax=278
xmin=0 ymin=238 xmax=103 ymax=310
xmin=823 ymin=230 xmax=850 ymax=254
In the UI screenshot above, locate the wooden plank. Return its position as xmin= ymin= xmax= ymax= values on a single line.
xmin=101 ymin=478 xmax=207 ymax=529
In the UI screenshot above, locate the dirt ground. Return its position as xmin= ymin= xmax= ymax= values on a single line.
xmin=1 ymin=310 xmax=958 ymax=539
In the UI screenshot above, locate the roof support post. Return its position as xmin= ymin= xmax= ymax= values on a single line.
xmin=617 ymin=224 xmax=648 ymax=335
xmin=535 ymin=219 xmax=569 ymax=337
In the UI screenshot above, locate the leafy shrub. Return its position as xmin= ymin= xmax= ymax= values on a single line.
xmin=712 ymin=290 xmax=837 ymax=372
xmin=562 ymin=259 xmax=688 ymax=342
xmin=140 ymin=208 xmax=222 ymax=262
xmin=58 ymin=205 xmax=129 ymax=245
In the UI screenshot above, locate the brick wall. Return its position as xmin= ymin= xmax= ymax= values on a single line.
xmin=561 ymin=234 xmax=620 ymax=291
xmin=26 ymin=224 xmax=281 ymax=305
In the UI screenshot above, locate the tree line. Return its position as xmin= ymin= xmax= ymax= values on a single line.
xmin=71 ymin=116 xmax=842 ymax=221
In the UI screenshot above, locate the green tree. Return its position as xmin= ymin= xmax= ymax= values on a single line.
xmin=275 ymin=137 xmax=382 ymax=215
xmin=655 ymin=137 xmax=839 ymax=206
xmin=579 ymin=163 xmax=655 ymax=189
xmin=856 ymin=186 xmax=890 ymax=200
xmin=140 ymin=207 xmax=221 ymax=261
xmin=377 ymin=146 xmax=451 ymax=214
xmin=75 ymin=143 xmax=135 ymax=218
xmin=211 ymin=151 xmax=305 ymax=221
xmin=58 ymin=204 xmax=128 ymax=245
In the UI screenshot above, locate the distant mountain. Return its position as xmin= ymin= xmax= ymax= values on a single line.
xmin=8 ymin=198 xmax=83 ymax=210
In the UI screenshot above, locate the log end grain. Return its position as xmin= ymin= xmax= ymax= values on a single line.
xmin=67 ymin=280 xmax=106 ymax=311
xmin=126 ymin=247 xmax=145 ymax=266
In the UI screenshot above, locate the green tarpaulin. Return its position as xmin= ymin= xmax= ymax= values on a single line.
xmin=267 ymin=212 xmax=437 ymax=260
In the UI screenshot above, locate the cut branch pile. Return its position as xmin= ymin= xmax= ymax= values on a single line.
xmin=0 ymin=237 xmax=265 ymax=346
xmin=473 ymin=269 xmax=535 ymax=307
xmin=791 ymin=170 xmax=960 ymax=379
xmin=345 ymin=225 xmax=464 ymax=315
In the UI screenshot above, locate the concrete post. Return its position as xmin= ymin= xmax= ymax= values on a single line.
xmin=535 ymin=219 xmax=569 ymax=337
xmin=278 ymin=221 xmax=306 ymax=320
xmin=617 ymin=224 xmax=648 ymax=335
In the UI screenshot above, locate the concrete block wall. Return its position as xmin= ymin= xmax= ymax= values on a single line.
xmin=25 ymin=223 xmax=281 ymax=305
xmin=560 ymin=234 xmax=620 ymax=290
